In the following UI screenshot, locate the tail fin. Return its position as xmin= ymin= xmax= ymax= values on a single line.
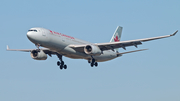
xmin=110 ymin=26 xmax=123 ymax=51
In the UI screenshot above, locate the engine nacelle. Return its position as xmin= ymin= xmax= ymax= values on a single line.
xmin=84 ymin=45 xmax=101 ymax=56
xmin=30 ymin=50 xmax=47 ymax=60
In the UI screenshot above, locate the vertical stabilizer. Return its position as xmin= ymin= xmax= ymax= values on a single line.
xmin=110 ymin=26 xmax=123 ymax=51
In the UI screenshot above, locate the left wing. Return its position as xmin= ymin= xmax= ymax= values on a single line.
xmin=6 ymin=45 xmax=35 ymax=52
xmin=69 ymin=30 xmax=178 ymax=51
xmin=6 ymin=45 xmax=56 ymax=55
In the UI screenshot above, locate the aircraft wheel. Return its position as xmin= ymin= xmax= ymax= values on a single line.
xmin=60 ymin=65 xmax=63 ymax=70
xmin=64 ymin=65 xmax=67 ymax=69
xmin=95 ymin=62 xmax=98 ymax=67
xmin=57 ymin=61 xmax=60 ymax=66
xmin=91 ymin=63 xmax=94 ymax=67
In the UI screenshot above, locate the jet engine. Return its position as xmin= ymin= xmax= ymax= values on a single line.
xmin=30 ymin=50 xmax=47 ymax=60
xmin=84 ymin=45 xmax=101 ymax=56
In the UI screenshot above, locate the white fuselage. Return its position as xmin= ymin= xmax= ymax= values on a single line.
xmin=27 ymin=28 xmax=119 ymax=62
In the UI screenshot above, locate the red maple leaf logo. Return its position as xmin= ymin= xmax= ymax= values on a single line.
xmin=114 ymin=36 xmax=120 ymax=42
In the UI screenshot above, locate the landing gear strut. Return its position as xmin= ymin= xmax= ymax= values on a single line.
xmin=56 ymin=54 xmax=67 ymax=70
xmin=35 ymin=44 xmax=41 ymax=52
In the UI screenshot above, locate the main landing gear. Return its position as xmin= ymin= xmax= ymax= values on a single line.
xmin=89 ymin=58 xmax=98 ymax=67
xmin=56 ymin=54 xmax=67 ymax=70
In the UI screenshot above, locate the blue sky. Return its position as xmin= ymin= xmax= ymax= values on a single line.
xmin=0 ymin=0 xmax=180 ymax=101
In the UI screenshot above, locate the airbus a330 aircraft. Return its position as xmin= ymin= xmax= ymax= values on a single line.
xmin=7 ymin=26 xmax=178 ymax=70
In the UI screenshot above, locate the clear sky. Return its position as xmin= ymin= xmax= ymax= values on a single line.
xmin=0 ymin=0 xmax=180 ymax=101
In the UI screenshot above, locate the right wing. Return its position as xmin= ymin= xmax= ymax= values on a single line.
xmin=96 ymin=30 xmax=178 ymax=50
xmin=69 ymin=30 xmax=178 ymax=51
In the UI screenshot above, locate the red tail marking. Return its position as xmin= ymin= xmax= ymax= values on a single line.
xmin=114 ymin=36 xmax=120 ymax=42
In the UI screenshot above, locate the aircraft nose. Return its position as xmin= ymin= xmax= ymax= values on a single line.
xmin=27 ymin=32 xmax=33 ymax=39
xmin=27 ymin=31 xmax=38 ymax=42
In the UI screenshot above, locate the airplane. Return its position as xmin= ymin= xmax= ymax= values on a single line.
xmin=7 ymin=26 xmax=178 ymax=70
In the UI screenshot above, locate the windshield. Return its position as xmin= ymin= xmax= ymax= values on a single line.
xmin=28 ymin=29 xmax=37 ymax=32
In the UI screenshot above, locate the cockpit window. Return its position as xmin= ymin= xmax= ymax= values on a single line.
xmin=28 ymin=29 xmax=37 ymax=32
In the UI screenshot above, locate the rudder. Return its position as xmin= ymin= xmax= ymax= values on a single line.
xmin=110 ymin=26 xmax=123 ymax=51
xmin=110 ymin=26 xmax=123 ymax=42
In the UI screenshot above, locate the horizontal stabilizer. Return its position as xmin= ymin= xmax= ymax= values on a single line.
xmin=117 ymin=49 xmax=148 ymax=55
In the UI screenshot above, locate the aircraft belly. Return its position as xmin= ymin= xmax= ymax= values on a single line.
xmin=94 ymin=51 xmax=118 ymax=62
xmin=58 ymin=46 xmax=89 ymax=59
xmin=58 ymin=48 xmax=118 ymax=61
xmin=59 ymin=51 xmax=88 ymax=59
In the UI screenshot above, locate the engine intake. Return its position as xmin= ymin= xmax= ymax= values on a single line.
xmin=84 ymin=45 xmax=101 ymax=56
xmin=30 ymin=50 xmax=47 ymax=60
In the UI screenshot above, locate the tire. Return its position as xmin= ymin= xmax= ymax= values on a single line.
xmin=60 ymin=65 xmax=63 ymax=69
xmin=57 ymin=61 xmax=60 ymax=66
xmin=91 ymin=63 xmax=94 ymax=67
xmin=95 ymin=62 xmax=98 ymax=67
xmin=64 ymin=65 xmax=67 ymax=69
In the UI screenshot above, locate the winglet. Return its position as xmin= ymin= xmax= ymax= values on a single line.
xmin=170 ymin=30 xmax=178 ymax=36
xmin=7 ymin=45 xmax=10 ymax=50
